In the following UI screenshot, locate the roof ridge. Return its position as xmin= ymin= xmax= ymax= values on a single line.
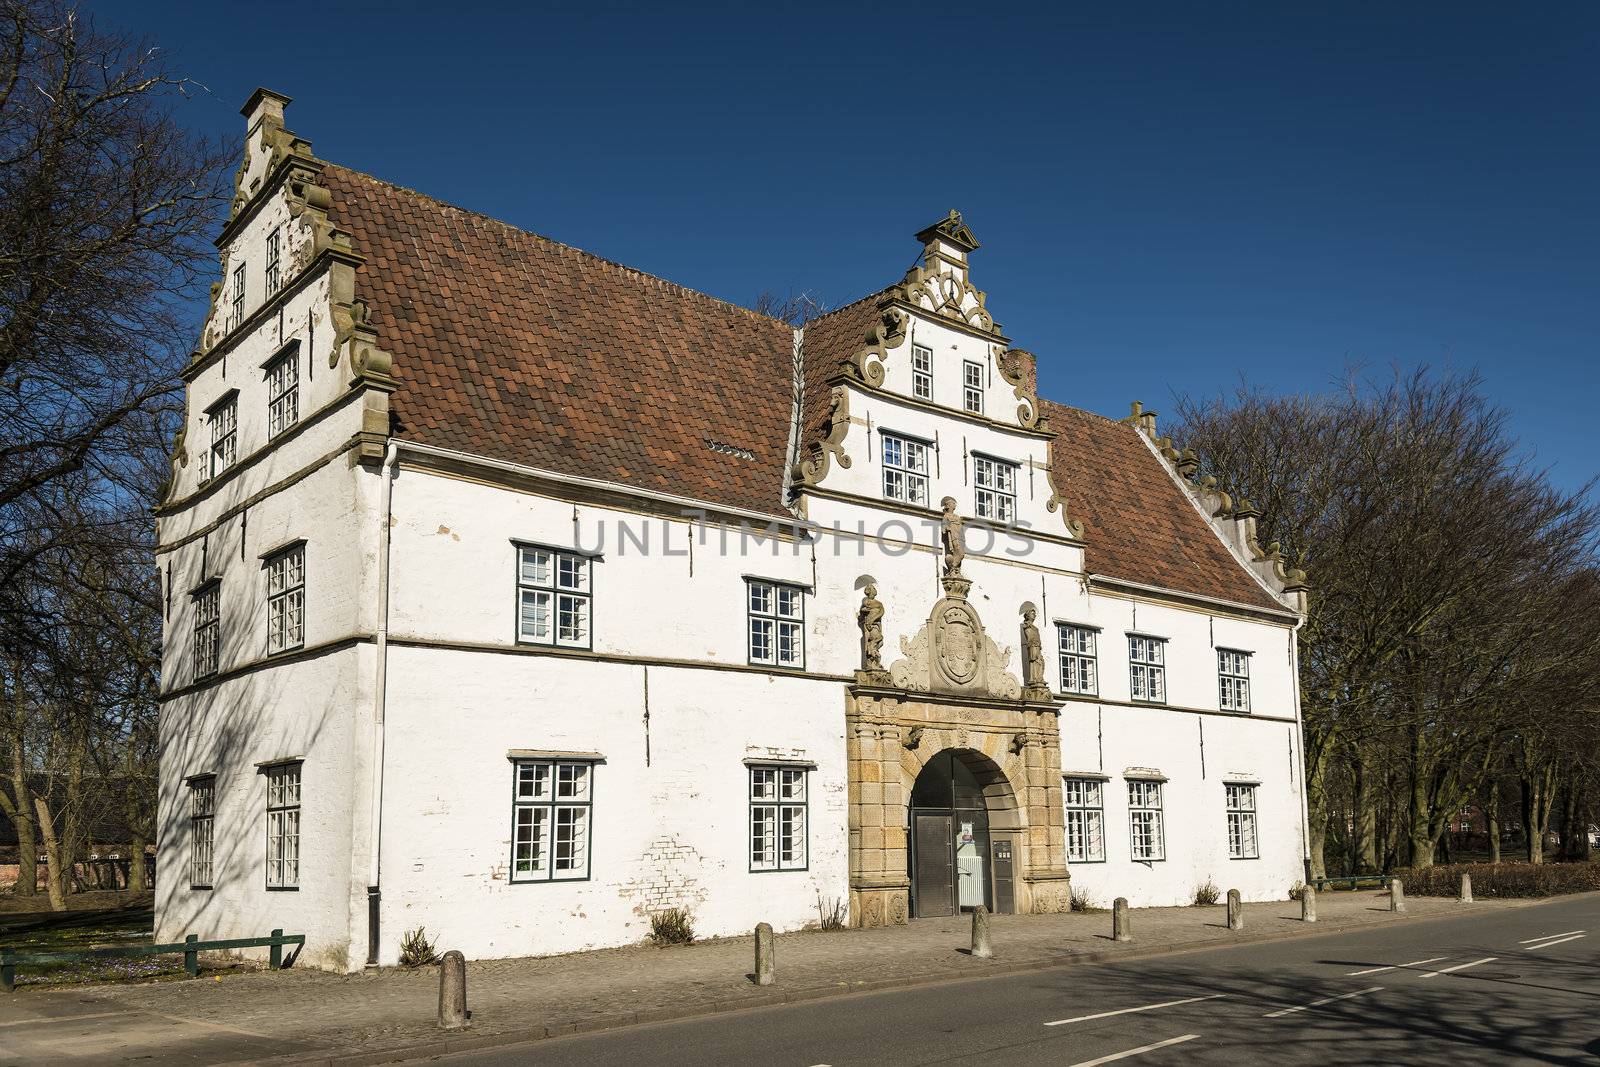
xmin=1038 ymin=396 xmax=1124 ymax=426
xmin=322 ymin=163 xmax=791 ymax=330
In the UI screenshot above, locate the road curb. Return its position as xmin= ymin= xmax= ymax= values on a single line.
xmin=231 ymin=895 xmax=1573 ymax=1067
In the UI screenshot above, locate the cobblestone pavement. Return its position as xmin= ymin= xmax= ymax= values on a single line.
xmin=0 ymin=891 xmax=1522 ymax=1065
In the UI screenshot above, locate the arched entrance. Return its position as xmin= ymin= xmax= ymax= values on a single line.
xmin=908 ymin=749 xmax=1021 ymax=917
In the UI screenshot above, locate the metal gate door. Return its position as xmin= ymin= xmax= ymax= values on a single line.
xmin=912 ymin=812 xmax=956 ymax=917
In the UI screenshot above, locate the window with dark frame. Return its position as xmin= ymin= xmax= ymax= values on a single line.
xmin=881 ymin=431 xmax=930 ymax=506
xmin=1227 ymin=783 xmax=1259 ymax=859
xmin=193 ymin=582 xmax=220 ymax=680
xmin=973 ymin=454 xmax=1017 ymax=524
xmin=208 ymin=396 xmax=237 ymax=480
xmin=516 ymin=545 xmax=592 ymax=649
xmin=1057 ymin=624 xmax=1098 ymax=695
xmin=266 ymin=351 xmax=300 ymax=438
xmin=231 ymin=262 xmax=246 ymax=329
xmin=265 ymin=763 xmax=301 ymax=889
xmin=747 ymin=579 xmax=804 ymax=669
xmin=1218 ymin=649 xmax=1251 ymax=712
xmin=189 ymin=777 xmax=215 ymax=888
xmin=510 ymin=759 xmax=594 ymax=882
xmin=265 ymin=226 xmax=282 ymax=296
xmin=911 ymin=343 xmax=933 ymax=400
xmin=1128 ymin=778 xmax=1165 ymax=861
xmin=963 ymin=359 xmax=984 ymax=414
xmin=1129 ymin=635 xmax=1167 ymax=703
xmin=749 ymin=765 xmax=808 ymax=871
xmin=265 ymin=544 xmax=304 ymax=655
xmin=1063 ymin=777 xmax=1106 ymax=862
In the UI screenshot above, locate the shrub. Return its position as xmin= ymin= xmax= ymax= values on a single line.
xmin=649 ymin=907 xmax=696 ymax=946
xmin=398 ymin=927 xmax=437 ymax=967
xmin=1396 ymin=861 xmax=1600 ymax=898
xmin=1069 ymin=884 xmax=1103 ymax=913
xmin=1192 ymin=880 xmax=1221 ymax=906
xmin=1287 ymin=881 xmax=1305 ymax=901
xmin=815 ymin=893 xmax=848 ymax=931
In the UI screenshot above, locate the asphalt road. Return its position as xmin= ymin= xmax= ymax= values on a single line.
xmin=418 ymin=894 xmax=1600 ymax=1067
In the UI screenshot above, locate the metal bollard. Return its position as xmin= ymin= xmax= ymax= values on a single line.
xmin=753 ymin=922 xmax=775 ymax=986
xmin=1389 ymin=877 xmax=1406 ymax=913
xmin=1113 ymin=897 xmax=1132 ymax=942
xmin=970 ymin=905 xmax=993 ymax=959
xmin=1459 ymin=872 xmax=1473 ymax=904
xmin=269 ymin=928 xmax=284 ymax=970
xmin=1226 ymin=889 xmax=1243 ymax=931
xmin=1301 ymin=885 xmax=1318 ymax=923
xmin=183 ymin=934 xmax=199 ymax=978
xmin=438 ymin=950 xmax=468 ymax=1029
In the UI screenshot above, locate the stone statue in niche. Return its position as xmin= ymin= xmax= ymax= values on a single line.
xmin=1021 ymin=605 xmax=1050 ymax=700
xmin=940 ymin=496 xmax=966 ymax=581
xmin=857 ymin=584 xmax=885 ymax=673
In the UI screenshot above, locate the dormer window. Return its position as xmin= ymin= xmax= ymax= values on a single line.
xmin=266 ymin=351 xmax=299 ymax=439
xmin=230 ymin=263 xmax=246 ymax=330
xmin=963 ymin=360 xmax=983 ymax=414
xmin=207 ymin=394 xmax=237 ymax=480
xmin=911 ymin=344 xmax=933 ymax=401
xmin=881 ymin=431 xmax=930 ymax=507
xmin=973 ymin=455 xmax=1017 ymax=524
xmin=265 ymin=227 xmax=282 ymax=296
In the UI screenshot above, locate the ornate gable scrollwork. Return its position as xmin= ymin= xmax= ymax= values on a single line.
xmin=793 ymin=384 xmax=853 ymax=487
xmin=995 ymin=345 xmax=1041 ymax=429
xmin=894 ymin=260 xmax=1000 ymax=336
xmin=843 ymin=305 xmax=908 ymax=389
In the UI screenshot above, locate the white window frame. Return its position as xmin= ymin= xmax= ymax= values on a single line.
xmin=881 ymin=431 xmax=931 ymax=507
xmin=265 ymin=763 xmax=301 ymax=889
xmin=189 ymin=777 xmax=215 ymax=888
xmin=510 ymin=758 xmax=594 ymax=883
xmin=192 ymin=581 xmax=220 ymax=680
xmin=1219 ymin=648 xmax=1251 ymax=712
xmin=266 ymin=350 xmax=300 ymax=439
xmin=1063 ymin=777 xmax=1106 ymax=863
xmin=265 ymin=543 xmax=305 ymax=655
xmin=1128 ymin=778 xmax=1165 ymax=861
xmin=749 ymin=764 xmax=809 ymax=872
xmin=264 ymin=226 xmax=282 ymax=296
xmin=747 ymin=579 xmax=805 ymax=669
xmin=230 ymin=262 xmax=246 ymax=330
xmin=911 ymin=343 xmax=933 ymax=401
xmin=963 ymin=359 xmax=984 ymax=414
xmin=1226 ymin=783 xmax=1259 ymax=859
xmin=1057 ymin=624 xmax=1098 ymax=695
xmin=973 ymin=454 xmax=1018 ymax=524
xmin=1129 ymin=634 xmax=1167 ymax=703
xmin=515 ymin=544 xmax=592 ymax=649
xmin=207 ymin=395 xmax=237 ymax=480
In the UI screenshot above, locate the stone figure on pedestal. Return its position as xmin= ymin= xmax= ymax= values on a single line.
xmin=1021 ymin=605 xmax=1050 ymax=700
xmin=857 ymin=584 xmax=885 ymax=676
xmin=940 ymin=496 xmax=965 ymax=581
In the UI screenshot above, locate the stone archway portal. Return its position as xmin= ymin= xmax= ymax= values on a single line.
xmin=909 ymin=749 xmax=1017 ymax=917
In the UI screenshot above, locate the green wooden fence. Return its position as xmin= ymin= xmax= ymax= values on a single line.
xmin=2 ymin=929 xmax=303 ymax=991
xmin=1311 ymin=874 xmax=1391 ymax=892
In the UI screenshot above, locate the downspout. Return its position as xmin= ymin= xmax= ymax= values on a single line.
xmin=366 ymin=441 xmax=399 ymax=966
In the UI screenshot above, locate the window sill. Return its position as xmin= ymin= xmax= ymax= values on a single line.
xmin=189 ymin=884 xmax=214 ymax=891
xmin=748 ymin=866 xmax=810 ymax=874
xmin=265 ymin=885 xmax=300 ymax=892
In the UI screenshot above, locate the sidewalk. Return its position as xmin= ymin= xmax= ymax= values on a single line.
xmin=0 ymin=891 xmax=1514 ymax=1066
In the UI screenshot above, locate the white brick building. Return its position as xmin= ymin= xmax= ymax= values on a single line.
xmin=156 ymin=90 xmax=1312 ymax=971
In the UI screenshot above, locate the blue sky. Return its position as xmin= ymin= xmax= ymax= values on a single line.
xmin=96 ymin=1 xmax=1597 ymax=499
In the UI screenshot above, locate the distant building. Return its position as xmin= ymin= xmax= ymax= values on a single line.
xmin=156 ymin=91 xmax=1311 ymax=971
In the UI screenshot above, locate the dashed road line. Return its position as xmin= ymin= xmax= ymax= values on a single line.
xmin=1066 ymin=1034 xmax=1201 ymax=1066
xmin=1418 ymin=957 xmax=1497 ymax=979
xmin=1044 ymin=994 xmax=1228 ymax=1027
xmin=1525 ymin=934 xmax=1586 ymax=951
xmin=1346 ymin=956 xmax=1449 ymax=976
xmin=1263 ymin=986 xmax=1383 ymax=1018
xmin=1520 ymin=930 xmax=1584 ymax=943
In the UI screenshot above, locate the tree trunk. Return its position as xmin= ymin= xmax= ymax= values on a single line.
xmin=1305 ymin=762 xmax=1329 ymax=880
xmin=128 ymin=835 xmax=148 ymax=894
xmin=33 ymin=795 xmax=67 ymax=912
xmin=1407 ymin=726 xmax=1435 ymax=868
xmin=1486 ymin=782 xmax=1501 ymax=864
xmin=1353 ymin=754 xmax=1379 ymax=873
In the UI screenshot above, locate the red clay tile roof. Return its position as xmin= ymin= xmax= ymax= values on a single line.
xmin=321 ymin=165 xmax=797 ymax=517
xmin=1042 ymin=400 xmax=1283 ymax=610
xmin=320 ymin=165 xmax=1285 ymax=610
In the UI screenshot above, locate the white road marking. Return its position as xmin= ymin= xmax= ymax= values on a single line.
xmin=1520 ymin=930 xmax=1584 ymax=943
xmin=1418 ymin=956 xmax=1497 ymax=979
xmin=1346 ymin=955 xmax=1448 ymax=976
xmin=1044 ymin=993 xmax=1228 ymax=1026
xmin=1263 ymin=986 xmax=1383 ymax=1018
xmin=1066 ymin=1034 xmax=1201 ymax=1066
xmin=1525 ymin=934 xmax=1586 ymax=951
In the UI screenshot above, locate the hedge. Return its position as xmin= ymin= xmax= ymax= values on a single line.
xmin=1397 ymin=860 xmax=1600 ymax=898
